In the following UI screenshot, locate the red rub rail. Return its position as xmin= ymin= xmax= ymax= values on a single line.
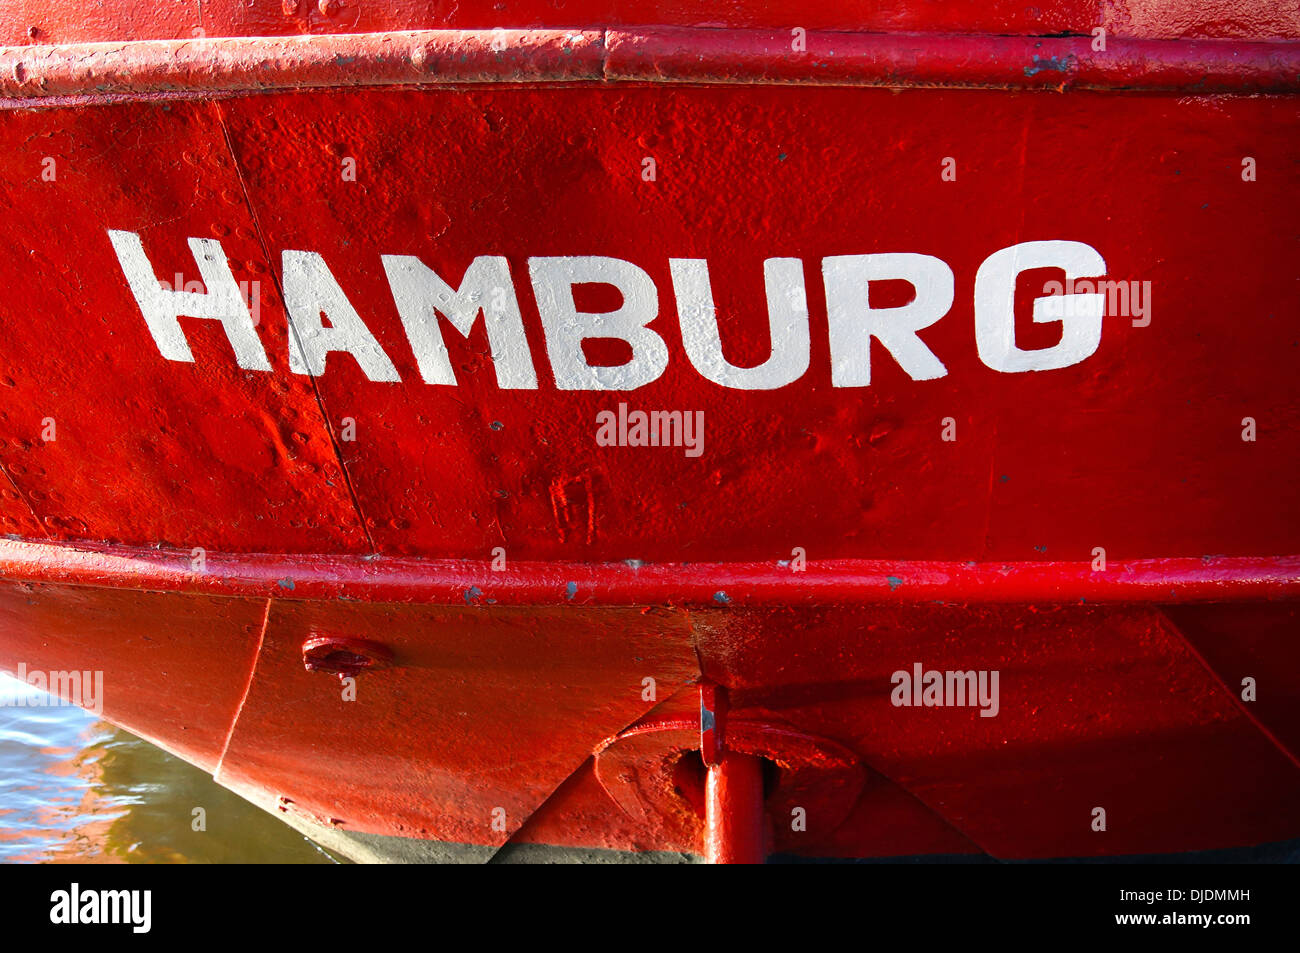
xmin=0 ymin=539 xmax=1295 ymax=606
xmin=0 ymin=27 xmax=1297 ymax=108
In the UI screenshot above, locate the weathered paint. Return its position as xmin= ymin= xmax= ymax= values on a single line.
xmin=0 ymin=579 xmax=265 ymax=774
xmin=0 ymin=87 xmax=1294 ymax=562
xmin=215 ymin=601 xmax=701 ymax=847
xmin=3 ymin=571 xmax=1297 ymax=859
xmin=0 ymin=539 xmax=1296 ymax=605
xmin=0 ymin=2 xmax=1296 ymax=862
xmin=1 ymin=28 xmax=1299 ymax=106
xmin=0 ymin=0 xmax=1296 ymax=46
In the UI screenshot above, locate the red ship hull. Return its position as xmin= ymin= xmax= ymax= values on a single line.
xmin=0 ymin=2 xmax=1296 ymax=862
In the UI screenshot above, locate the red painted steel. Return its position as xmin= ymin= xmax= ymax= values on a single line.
xmin=593 ymin=714 xmax=865 ymax=857
xmin=1163 ymin=604 xmax=1300 ymax=763
xmin=1 ymin=0 xmax=1296 ymax=46
xmin=0 ymin=579 xmax=264 ymax=774
xmin=696 ymin=604 xmax=1300 ymax=858
xmin=705 ymin=752 xmax=767 ymax=864
xmin=1 ymin=29 xmax=1297 ymax=106
xmin=215 ymin=600 xmax=700 ymax=847
xmin=0 ymin=87 xmax=1292 ymax=564
xmin=0 ymin=30 xmax=606 ymax=105
xmin=0 ymin=1 xmax=1296 ymax=862
xmin=0 ymin=101 xmax=368 ymax=552
xmin=301 ymin=635 xmax=393 ymax=676
xmin=604 ymin=29 xmax=1300 ymax=92
xmin=5 ymin=576 xmax=1294 ymax=858
xmin=699 ymin=682 xmax=723 ymax=766
xmin=0 ymin=540 xmax=1294 ymax=605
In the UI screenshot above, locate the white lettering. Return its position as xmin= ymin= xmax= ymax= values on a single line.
xmin=823 ymin=253 xmax=953 ymax=385
xmin=381 ymin=255 xmax=537 ymax=388
xmin=975 ymin=240 xmax=1106 ymax=372
xmin=528 ymin=256 xmax=667 ymax=390
xmin=108 ymin=230 xmax=270 ymax=371
xmin=672 ymin=257 xmax=810 ymax=389
xmin=282 ymin=250 xmax=400 ymax=382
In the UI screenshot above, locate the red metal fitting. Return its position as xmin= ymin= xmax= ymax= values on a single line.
xmin=595 ymin=714 xmax=865 ymax=863
xmin=699 ymin=681 xmax=726 ymax=767
xmin=705 ymin=751 xmax=768 ymax=864
xmin=301 ymin=636 xmax=392 ymax=677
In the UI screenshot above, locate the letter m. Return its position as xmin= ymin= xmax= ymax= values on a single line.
xmin=649 ymin=410 xmax=682 ymax=448
xmin=49 ymin=670 xmax=79 ymax=702
xmin=1099 ymin=279 xmax=1129 ymax=318
xmin=946 ymin=670 xmax=976 ymax=707
xmin=381 ymin=255 xmax=537 ymax=388
xmin=101 ymin=891 xmax=130 ymax=923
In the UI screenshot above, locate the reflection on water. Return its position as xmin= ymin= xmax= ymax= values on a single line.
xmin=0 ymin=673 xmax=338 ymax=863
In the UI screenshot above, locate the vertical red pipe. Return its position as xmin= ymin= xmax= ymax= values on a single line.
xmin=705 ymin=751 xmax=767 ymax=863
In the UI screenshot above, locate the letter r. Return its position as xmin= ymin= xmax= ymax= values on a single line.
xmin=823 ymin=253 xmax=953 ymax=386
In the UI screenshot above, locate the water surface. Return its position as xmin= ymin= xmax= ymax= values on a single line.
xmin=0 ymin=673 xmax=337 ymax=863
